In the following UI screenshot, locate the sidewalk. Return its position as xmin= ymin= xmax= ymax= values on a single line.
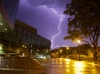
xmin=0 ymin=57 xmax=46 ymax=74
xmin=94 ymin=61 xmax=100 ymax=73
xmin=0 ymin=69 xmax=45 ymax=74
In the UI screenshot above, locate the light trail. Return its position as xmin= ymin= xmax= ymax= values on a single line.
xmin=50 ymin=8 xmax=65 ymax=49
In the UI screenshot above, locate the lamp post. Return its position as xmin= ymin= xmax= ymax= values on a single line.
xmin=66 ymin=46 xmax=69 ymax=56
xmin=77 ymin=40 xmax=80 ymax=60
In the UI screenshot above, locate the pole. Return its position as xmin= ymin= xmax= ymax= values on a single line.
xmin=78 ymin=43 xmax=80 ymax=60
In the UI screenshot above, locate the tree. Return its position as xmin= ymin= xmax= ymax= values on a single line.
xmin=79 ymin=44 xmax=91 ymax=55
xmin=64 ymin=0 xmax=100 ymax=61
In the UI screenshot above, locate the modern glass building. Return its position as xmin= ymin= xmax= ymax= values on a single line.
xmin=0 ymin=0 xmax=20 ymax=54
xmin=0 ymin=19 xmax=51 ymax=55
xmin=0 ymin=0 xmax=51 ymax=56
xmin=0 ymin=0 xmax=20 ymax=30
xmin=13 ymin=19 xmax=51 ymax=55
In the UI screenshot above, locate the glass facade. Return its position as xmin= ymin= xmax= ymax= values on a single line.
xmin=1 ymin=0 xmax=20 ymax=23
xmin=13 ymin=20 xmax=51 ymax=54
xmin=14 ymin=24 xmax=51 ymax=48
xmin=0 ymin=19 xmax=51 ymax=54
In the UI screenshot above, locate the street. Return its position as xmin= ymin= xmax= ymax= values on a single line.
xmin=44 ymin=58 xmax=98 ymax=74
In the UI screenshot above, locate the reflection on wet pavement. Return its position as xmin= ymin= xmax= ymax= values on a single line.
xmin=45 ymin=58 xmax=98 ymax=74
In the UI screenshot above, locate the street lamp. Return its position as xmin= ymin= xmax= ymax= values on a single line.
xmin=92 ymin=45 xmax=93 ymax=47
xmin=66 ymin=46 xmax=69 ymax=57
xmin=67 ymin=47 xmax=69 ymax=50
xmin=77 ymin=40 xmax=80 ymax=60
xmin=23 ymin=45 xmax=25 ymax=48
xmin=5 ymin=28 xmax=7 ymax=31
xmin=60 ymin=49 xmax=62 ymax=53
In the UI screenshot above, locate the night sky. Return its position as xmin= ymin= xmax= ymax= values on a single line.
xmin=16 ymin=0 xmax=100 ymax=49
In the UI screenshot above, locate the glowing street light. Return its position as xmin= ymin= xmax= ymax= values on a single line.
xmin=77 ymin=40 xmax=81 ymax=60
xmin=92 ymin=45 xmax=93 ymax=47
xmin=23 ymin=45 xmax=25 ymax=47
xmin=31 ymin=50 xmax=32 ymax=55
xmin=77 ymin=40 xmax=80 ymax=44
xmin=67 ymin=47 xmax=69 ymax=50
xmin=5 ymin=28 xmax=7 ymax=30
xmin=66 ymin=46 xmax=69 ymax=56
xmin=0 ymin=23 xmax=2 ymax=25
xmin=60 ymin=49 xmax=62 ymax=52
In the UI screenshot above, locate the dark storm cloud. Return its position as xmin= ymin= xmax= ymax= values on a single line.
xmin=26 ymin=0 xmax=71 ymax=8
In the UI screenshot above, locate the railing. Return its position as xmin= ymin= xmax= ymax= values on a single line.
xmin=0 ymin=57 xmax=45 ymax=74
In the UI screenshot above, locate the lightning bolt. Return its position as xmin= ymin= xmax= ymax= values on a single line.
xmin=52 ymin=45 xmax=60 ymax=49
xmin=41 ymin=5 xmax=65 ymax=49
xmin=51 ymin=8 xmax=58 ymax=14
xmin=52 ymin=45 xmax=67 ymax=49
xmin=50 ymin=8 xmax=65 ymax=49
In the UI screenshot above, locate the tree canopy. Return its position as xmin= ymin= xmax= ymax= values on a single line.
xmin=64 ymin=0 xmax=100 ymax=60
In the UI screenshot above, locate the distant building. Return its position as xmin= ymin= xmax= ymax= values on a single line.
xmin=50 ymin=47 xmax=77 ymax=58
